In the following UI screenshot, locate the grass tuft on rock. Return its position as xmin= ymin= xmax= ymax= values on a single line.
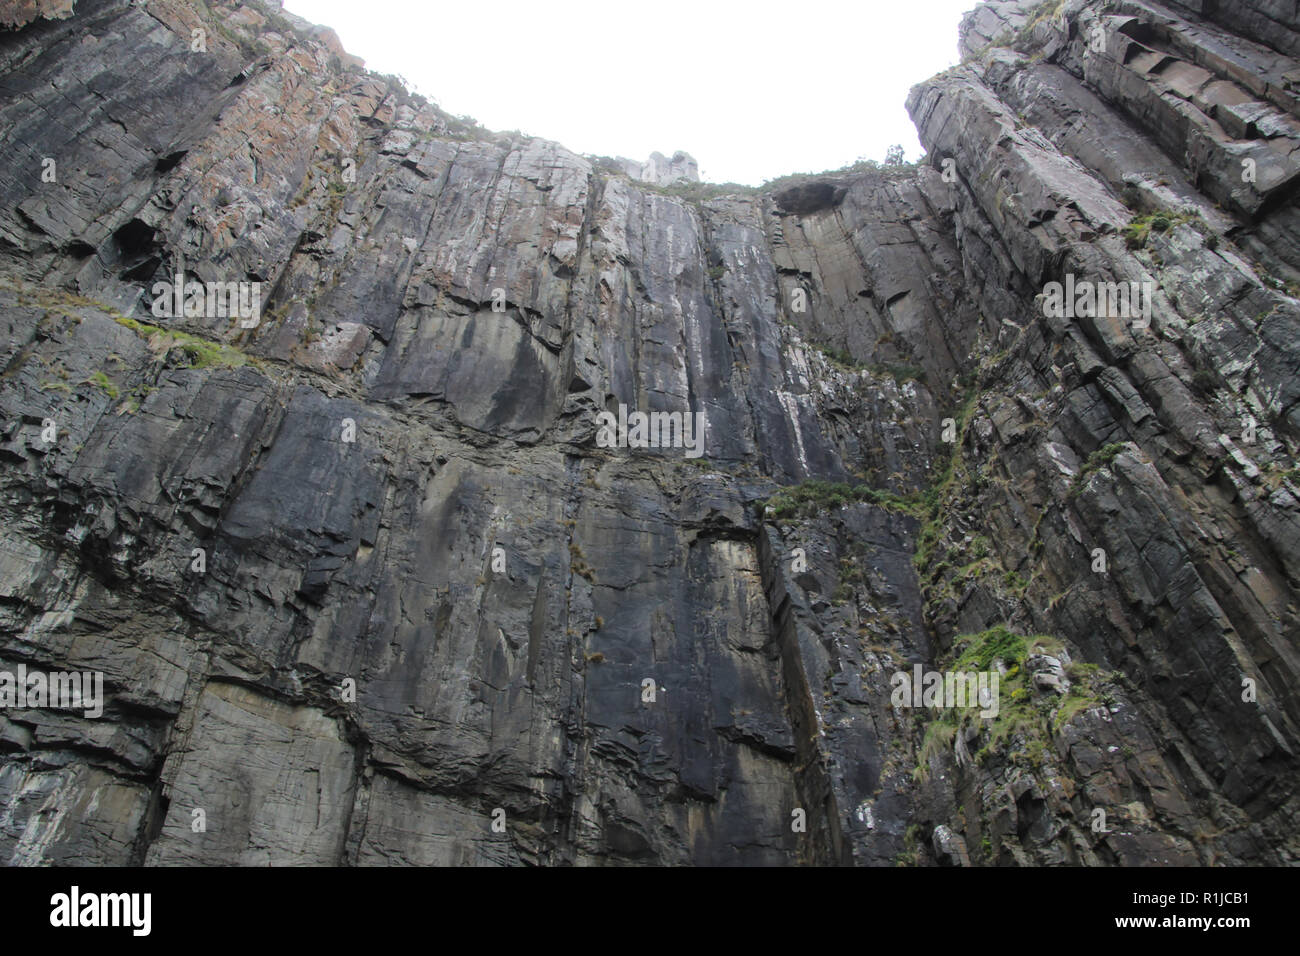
xmin=113 ymin=317 xmax=252 ymax=369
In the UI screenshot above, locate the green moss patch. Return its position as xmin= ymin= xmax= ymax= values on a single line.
xmin=113 ymin=317 xmax=252 ymax=370
xmin=911 ymin=626 xmax=1113 ymax=779
xmin=1068 ymin=441 xmax=1127 ymax=498
xmin=1123 ymin=209 xmax=1205 ymax=249
xmin=764 ymin=479 xmax=925 ymax=521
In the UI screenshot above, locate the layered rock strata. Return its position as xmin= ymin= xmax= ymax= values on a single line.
xmin=0 ymin=0 xmax=1295 ymax=865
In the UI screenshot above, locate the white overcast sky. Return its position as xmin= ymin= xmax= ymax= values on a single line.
xmin=283 ymin=0 xmax=977 ymax=186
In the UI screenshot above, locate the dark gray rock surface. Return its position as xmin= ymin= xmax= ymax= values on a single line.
xmin=0 ymin=0 xmax=1295 ymax=865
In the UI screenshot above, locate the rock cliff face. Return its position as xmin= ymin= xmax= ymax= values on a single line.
xmin=612 ymin=151 xmax=700 ymax=186
xmin=0 ymin=0 xmax=1296 ymax=866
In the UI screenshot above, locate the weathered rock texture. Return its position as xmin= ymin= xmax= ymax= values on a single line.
xmin=0 ymin=0 xmax=1296 ymax=865
xmin=613 ymin=150 xmax=700 ymax=186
